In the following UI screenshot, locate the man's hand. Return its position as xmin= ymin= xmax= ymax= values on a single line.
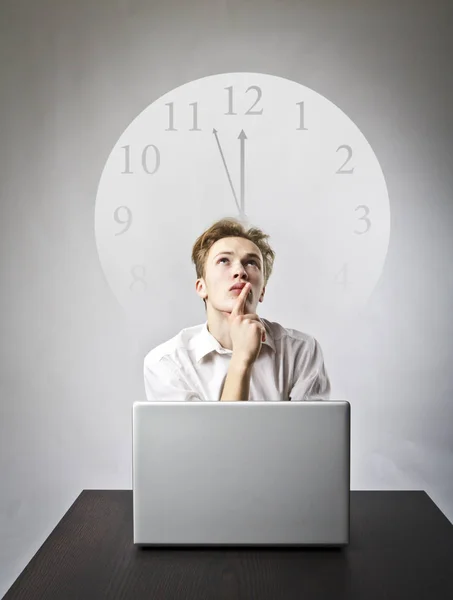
xmin=227 ymin=282 xmax=266 ymax=367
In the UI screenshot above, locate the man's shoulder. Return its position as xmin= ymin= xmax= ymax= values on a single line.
xmin=143 ymin=322 xmax=205 ymax=367
xmin=261 ymin=317 xmax=316 ymax=347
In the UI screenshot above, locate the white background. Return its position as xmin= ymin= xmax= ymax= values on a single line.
xmin=1 ymin=0 xmax=452 ymax=596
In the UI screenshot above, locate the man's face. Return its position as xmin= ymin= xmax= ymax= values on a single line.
xmin=196 ymin=237 xmax=266 ymax=314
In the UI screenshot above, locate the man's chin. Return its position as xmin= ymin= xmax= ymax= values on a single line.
xmin=209 ymin=297 xmax=253 ymax=315
xmin=224 ymin=298 xmax=253 ymax=312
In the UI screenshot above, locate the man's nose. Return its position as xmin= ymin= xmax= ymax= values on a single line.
xmin=233 ymin=263 xmax=247 ymax=276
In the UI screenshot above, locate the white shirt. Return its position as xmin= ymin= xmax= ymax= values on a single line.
xmin=143 ymin=318 xmax=331 ymax=402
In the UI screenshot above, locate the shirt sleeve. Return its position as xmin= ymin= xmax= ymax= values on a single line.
xmin=288 ymin=337 xmax=331 ymax=401
xmin=144 ymin=355 xmax=203 ymax=402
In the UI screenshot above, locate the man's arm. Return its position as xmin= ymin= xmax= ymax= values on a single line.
xmin=289 ymin=337 xmax=331 ymax=401
xmin=219 ymin=357 xmax=253 ymax=402
xmin=219 ymin=281 xmax=265 ymax=401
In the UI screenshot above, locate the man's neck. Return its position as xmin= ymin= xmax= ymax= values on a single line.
xmin=206 ymin=311 xmax=233 ymax=350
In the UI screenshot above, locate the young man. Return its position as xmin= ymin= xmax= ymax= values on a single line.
xmin=144 ymin=218 xmax=331 ymax=402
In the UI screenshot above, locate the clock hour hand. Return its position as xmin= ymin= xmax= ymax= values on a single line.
xmin=238 ymin=129 xmax=247 ymax=216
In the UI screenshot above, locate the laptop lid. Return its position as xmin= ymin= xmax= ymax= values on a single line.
xmin=133 ymin=401 xmax=350 ymax=546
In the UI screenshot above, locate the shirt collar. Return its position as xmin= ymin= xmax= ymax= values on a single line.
xmin=194 ymin=319 xmax=276 ymax=364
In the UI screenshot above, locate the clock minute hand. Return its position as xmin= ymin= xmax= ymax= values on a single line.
xmin=213 ymin=128 xmax=240 ymax=214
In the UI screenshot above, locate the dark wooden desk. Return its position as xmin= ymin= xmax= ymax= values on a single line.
xmin=4 ymin=490 xmax=453 ymax=599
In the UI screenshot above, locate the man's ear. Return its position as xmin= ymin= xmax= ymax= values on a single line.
xmin=259 ymin=285 xmax=266 ymax=302
xmin=195 ymin=278 xmax=207 ymax=300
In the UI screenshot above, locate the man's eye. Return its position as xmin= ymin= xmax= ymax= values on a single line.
xmin=218 ymin=258 xmax=258 ymax=266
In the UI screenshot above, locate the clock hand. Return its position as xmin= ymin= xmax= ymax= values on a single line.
xmin=239 ymin=129 xmax=247 ymax=216
xmin=213 ymin=128 xmax=240 ymax=213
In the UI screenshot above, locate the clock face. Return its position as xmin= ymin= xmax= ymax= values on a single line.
xmin=95 ymin=71 xmax=390 ymax=332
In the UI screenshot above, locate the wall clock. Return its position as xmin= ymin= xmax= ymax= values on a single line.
xmin=95 ymin=71 xmax=390 ymax=330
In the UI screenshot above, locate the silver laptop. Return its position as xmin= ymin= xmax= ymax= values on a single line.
xmin=132 ymin=401 xmax=350 ymax=546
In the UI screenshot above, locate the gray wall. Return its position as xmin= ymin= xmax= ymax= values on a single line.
xmin=1 ymin=0 xmax=452 ymax=595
